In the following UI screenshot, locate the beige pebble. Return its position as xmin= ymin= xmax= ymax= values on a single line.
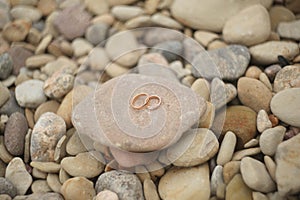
xmin=59 ymin=168 xmax=70 ymax=184
xmin=244 ymin=138 xmax=259 ymax=148
xmin=232 ymin=147 xmax=261 ymax=161
xmin=35 ymin=34 xmax=53 ymax=55
xmin=66 ymin=131 xmax=87 ymax=155
xmin=34 ymin=100 xmax=60 ymax=122
xmin=37 ymin=0 xmax=57 ymax=16
xmin=71 ymin=38 xmax=93 ymax=58
xmin=264 ymin=155 xmax=276 ymax=182
xmin=31 ymin=180 xmax=51 ymax=193
xmin=257 ymin=109 xmax=272 ymax=133
xmin=245 ymin=66 xmax=262 ymax=79
xmin=32 ymin=167 xmax=47 ymax=179
xmin=125 ymin=15 xmax=153 ymax=29
xmin=259 ymin=126 xmax=285 ymax=156
xmin=252 ymin=192 xmax=269 ymax=200
xmin=26 ymin=54 xmax=56 ymax=69
xmin=136 ymin=166 xmax=151 ymax=183
xmin=92 ymin=14 xmax=115 ymax=26
xmin=199 ymin=101 xmax=215 ymax=129
xmin=269 ymin=5 xmax=296 ymax=30
xmin=47 ymin=173 xmax=62 ymax=193
xmin=191 ymin=78 xmax=210 ymax=101
xmin=207 ymin=40 xmax=227 ymax=51
xmin=144 ymin=179 xmax=160 ymax=200
xmin=259 ymin=73 xmax=272 ymax=91
xmin=105 ymin=63 xmax=129 ymax=78
xmin=226 ymin=174 xmax=252 ymax=200
xmin=24 ymin=130 xmax=31 ymax=163
xmin=54 ymin=135 xmax=67 ymax=162
xmin=0 ymin=136 xmax=13 ymax=163
xmin=25 ymin=108 xmax=34 ymax=129
xmin=223 ymin=161 xmax=240 ymax=184
xmin=30 ymin=161 xmax=61 ymax=173
xmin=217 ymin=131 xmax=237 ymax=165
xmin=2 ymin=19 xmax=31 ymax=42
xmin=151 ymin=13 xmax=183 ymax=29
xmin=27 ymin=28 xmax=42 ymax=45
xmin=94 ymin=190 xmax=119 ymax=200
xmin=61 ymin=177 xmax=96 ymax=200
xmin=194 ymin=30 xmax=219 ymax=47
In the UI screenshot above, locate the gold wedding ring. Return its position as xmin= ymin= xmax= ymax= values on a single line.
xmin=130 ymin=93 xmax=162 ymax=110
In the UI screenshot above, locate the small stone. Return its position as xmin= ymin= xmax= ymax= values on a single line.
xmin=150 ymin=40 xmax=183 ymax=62
xmin=85 ymin=23 xmax=108 ymax=45
xmin=0 ymin=84 xmax=10 ymax=107
xmin=143 ymin=179 xmax=159 ymax=200
xmin=264 ymin=64 xmax=282 ymax=83
xmin=245 ymin=66 xmax=262 ymax=79
xmin=143 ymin=28 xmax=183 ymax=47
xmin=0 ymin=177 xmax=17 ymax=198
xmin=34 ymin=100 xmax=60 ymax=122
xmin=244 ymin=139 xmax=259 ymax=148
xmin=271 ymin=88 xmax=300 ymax=127
xmin=66 ymin=131 xmax=86 ymax=155
xmin=96 ymin=170 xmax=143 ymax=200
xmin=95 ymin=190 xmax=119 ymax=200
xmin=222 ymin=106 xmax=257 ymax=149
xmin=194 ymin=30 xmax=219 ymax=47
xmin=15 ymin=80 xmax=47 ymax=108
xmin=84 ymin=0 xmax=109 ymax=15
xmin=259 ymin=126 xmax=285 ymax=156
xmin=46 ymin=173 xmax=61 ymax=193
xmin=273 ymin=65 xmax=300 ymax=93
xmin=259 ymin=73 xmax=272 ymax=91
xmin=10 ymin=5 xmax=42 ymax=22
xmin=151 ymin=13 xmax=183 ymax=29
xmin=264 ymin=155 xmax=276 ymax=181
xmin=26 ymin=54 xmax=56 ymax=69
xmin=4 ymin=112 xmax=28 ymax=156
xmin=10 ymin=0 xmax=38 ymax=6
xmin=32 ymin=167 xmax=47 ymax=179
xmin=2 ymin=19 xmax=31 ymax=42
xmin=37 ymin=0 xmax=57 ymax=16
xmin=223 ymin=5 xmax=270 ymax=46
xmin=250 ymin=41 xmax=299 ymax=65
xmin=111 ymin=5 xmax=144 ymax=21
xmin=107 ymin=0 xmax=138 ymax=6
xmin=31 ymin=180 xmax=51 ymax=193
xmin=223 ymin=161 xmax=240 ymax=184
xmin=191 ymin=78 xmax=210 ymax=101
xmin=87 ymin=47 xmax=109 ymax=71
xmin=0 ymin=135 xmax=13 ymax=164
xmin=35 ymin=34 xmax=53 ymax=54
xmin=277 ymin=20 xmax=300 ymax=41
xmin=257 ymin=109 xmax=272 ymax=133
xmin=169 ymin=61 xmax=191 ymax=79
xmin=30 ymin=161 xmax=60 ymax=173
xmin=210 ymin=78 xmax=234 ymax=110
xmin=41 ymin=56 xmax=77 ymax=76
xmin=211 ymin=165 xmax=226 ymax=199
xmin=238 ymin=77 xmax=272 ymax=113
xmin=159 ymin=164 xmax=210 ymax=200
xmin=270 ymin=6 xmax=295 ymax=30
xmin=226 ymin=174 xmax=252 ymax=200
xmin=43 ymin=68 xmax=74 ymax=99
xmin=61 ymin=152 xmax=104 ymax=178
xmin=217 ymin=131 xmax=236 ymax=165
xmin=125 ymin=15 xmax=153 ymax=29
xmin=7 ymin=46 xmax=33 ymax=75
xmin=241 ymin=157 xmax=276 ymax=193
xmin=61 ymin=177 xmax=96 ymax=200
xmin=54 ymin=5 xmax=91 ymax=40
xmin=167 ymin=128 xmax=219 ymax=167
xmin=5 ymin=157 xmax=32 ymax=195
xmin=71 ymin=38 xmax=93 ymax=58
xmin=0 ymin=53 xmax=13 ymax=80
xmin=31 ymin=112 xmax=66 ymax=161
xmin=232 ymin=147 xmax=261 ymax=161
xmin=192 ymin=45 xmax=250 ymax=81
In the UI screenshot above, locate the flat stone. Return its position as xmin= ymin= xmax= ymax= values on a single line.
xmin=54 ymin=5 xmax=91 ymax=40
xmin=238 ymin=77 xmax=272 ymax=113
xmin=143 ymin=28 xmax=183 ymax=46
xmin=2 ymin=19 xmax=31 ymax=42
xmin=85 ymin=23 xmax=108 ymax=45
xmin=143 ymin=179 xmax=159 ymax=200
xmin=95 ymin=170 xmax=144 ymax=200
xmin=223 ymin=161 xmax=240 ymax=184
xmin=41 ymin=56 xmax=77 ymax=76
xmin=7 ymin=46 xmax=33 ymax=75
xmin=257 ymin=109 xmax=272 ymax=133
xmin=0 ymin=91 xmax=24 ymax=117
xmin=273 ymin=65 xmax=300 ymax=93
xmin=84 ymin=0 xmax=109 ymax=15
xmin=210 ymin=78 xmax=234 ymax=110
xmin=0 ymin=177 xmax=17 ymax=198
xmin=241 ymin=157 xmax=276 ymax=193
xmin=61 ymin=177 xmax=96 ymax=200
xmin=125 ymin=16 xmax=153 ymax=29
xmin=167 ymin=128 xmax=219 ymax=167
xmin=0 ymin=5 xmax=10 ymax=30
xmin=232 ymin=147 xmax=261 ymax=161
xmin=192 ymin=45 xmax=250 ymax=81
xmin=253 ymin=192 xmax=269 ymax=200
xmin=269 ymin=6 xmax=296 ymax=30
xmin=0 ymin=53 xmax=13 ymax=80
xmin=111 ymin=5 xmax=144 ymax=21
xmin=37 ymin=0 xmax=57 ymax=16
xmin=31 ymin=180 xmax=51 ymax=193
xmin=169 ymin=61 xmax=191 ymax=79
xmin=10 ymin=0 xmax=37 ymax=6
xmin=61 ymin=152 xmax=104 ymax=178
xmin=66 ymin=131 xmax=87 ymax=155
xmin=0 ymin=135 xmax=13 ymax=163
xmin=211 ymin=165 xmax=226 ymax=199
xmin=259 ymin=126 xmax=285 ymax=156
xmin=46 ymin=173 xmax=61 ymax=193
xmin=26 ymin=54 xmax=55 ymax=69
xmin=5 ymin=157 xmax=32 ymax=195
xmin=30 ymin=161 xmax=61 ymax=173
xmin=264 ymin=155 xmax=276 ymax=181
xmin=0 ymin=83 xmax=10 ymax=107
xmin=95 ymin=190 xmax=119 ymax=200
xmin=250 ymin=41 xmax=299 ymax=65
xmin=223 ymin=4 xmax=270 ymax=46
xmin=222 ymin=106 xmax=257 ymax=149
xmin=217 ymin=131 xmax=237 ymax=165
xmin=34 ymin=100 xmax=60 ymax=122
xmin=277 ymin=20 xmax=300 ymax=40
xmin=271 ymin=88 xmax=300 ymax=127
xmin=107 ymin=0 xmax=138 ymax=6
xmin=171 ymin=0 xmax=272 ymax=32
xmin=226 ymin=174 xmax=252 ymax=200
xmin=158 ymin=164 xmax=210 ymax=200
xmin=31 ymin=112 xmax=66 ymax=161
xmin=15 ymin=79 xmax=47 ymax=108
xmin=87 ymin=47 xmax=110 ymax=71
xmin=71 ymin=38 xmax=93 ymax=58
xmin=151 ymin=13 xmax=183 ymax=29
xmin=4 ymin=112 xmax=28 ymax=156
xmin=10 ymin=5 xmax=42 ymax=22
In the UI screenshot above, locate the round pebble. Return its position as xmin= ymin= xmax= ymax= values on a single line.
xmin=61 ymin=177 xmax=96 ymax=200
xmin=259 ymin=126 xmax=286 ymax=156
xmin=95 ymin=190 xmax=119 ymax=200
xmin=2 ymin=19 xmax=31 ymax=42
xmin=217 ymin=131 xmax=237 ymax=165
xmin=34 ymin=100 xmax=60 ymax=122
xmin=85 ymin=23 xmax=108 ymax=45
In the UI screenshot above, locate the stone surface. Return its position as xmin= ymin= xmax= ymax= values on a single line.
xmin=34 ymin=100 xmax=60 ymax=122
xmin=7 ymin=46 xmax=33 ymax=75
xmin=167 ymin=128 xmax=219 ymax=167
xmin=273 ymin=65 xmax=300 ymax=93
xmin=85 ymin=23 xmax=108 ymax=45
xmin=30 ymin=161 xmax=60 ymax=173
xmin=245 ymin=66 xmax=262 ymax=79
xmin=4 ymin=112 xmax=28 ymax=156
xmin=0 ymin=83 xmax=10 ymax=107
xmin=37 ymin=0 xmax=57 ymax=16
xmin=250 ymin=41 xmax=299 ymax=65
xmin=111 ymin=5 xmax=144 ymax=21
xmin=54 ymin=5 xmax=91 ymax=40
xmin=211 ymin=165 xmax=226 ymax=199
xmin=171 ymin=0 xmax=271 ymax=32
xmin=95 ymin=170 xmax=144 ymax=200
xmin=66 ymin=130 xmax=86 ymax=155
xmin=277 ymin=20 xmax=300 ymax=41
xmin=151 ymin=13 xmax=183 ymax=29
xmin=0 ymin=53 xmax=13 ymax=80
xmin=107 ymin=0 xmax=138 ymax=6
xmin=2 ymin=19 xmax=31 ymax=42
xmin=87 ymin=47 xmax=110 ymax=71
xmin=5 ymin=157 xmax=32 ymax=195
xmin=271 ymin=88 xmax=300 ymax=127
xmin=226 ymin=174 xmax=252 ymax=200
xmin=10 ymin=5 xmax=42 ymax=22
xmin=61 ymin=177 xmax=96 ymax=200
xmin=270 ymin=6 xmax=295 ymax=30
xmin=257 ymin=109 xmax=272 ymax=133
xmin=240 ymin=157 xmax=276 ymax=193
xmin=223 ymin=161 xmax=240 ymax=184
xmin=0 ymin=177 xmax=17 ymax=198
xmin=95 ymin=190 xmax=119 ymax=200
xmin=71 ymin=38 xmax=93 ymax=58
xmin=159 ymin=164 xmax=210 ymax=200
xmin=276 ymin=134 xmax=300 ymax=196
xmin=217 ymin=131 xmax=237 ymax=165
xmin=192 ymin=45 xmax=250 ymax=81
xmin=61 ymin=152 xmax=104 ymax=178
xmin=15 ymin=80 xmax=47 ymax=108
xmin=238 ymin=77 xmax=272 ymax=113
xmin=0 ymin=91 xmax=24 ymax=116
xmin=143 ymin=179 xmax=159 ymax=200
xmin=194 ymin=30 xmax=219 ymax=47
xmin=26 ymin=54 xmax=55 ymax=69
xmin=223 ymin=4 xmax=270 ymax=46
xmin=259 ymin=126 xmax=285 ymax=156
xmin=222 ymin=106 xmax=257 ymax=149
xmin=84 ymin=0 xmax=109 ymax=15
xmin=31 ymin=180 xmax=51 ymax=193
xmin=31 ymin=112 xmax=66 ymax=161
xmin=150 ymin=40 xmax=183 ymax=62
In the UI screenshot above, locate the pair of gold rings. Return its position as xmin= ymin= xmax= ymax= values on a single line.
xmin=130 ymin=93 xmax=162 ymax=110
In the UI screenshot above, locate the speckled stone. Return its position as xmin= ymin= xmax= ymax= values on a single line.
xmin=31 ymin=112 xmax=66 ymax=161
xmin=192 ymin=45 xmax=250 ymax=80
xmin=0 ymin=53 xmax=13 ymax=80
xmin=96 ymin=170 xmax=144 ymax=200
xmin=4 ymin=112 xmax=28 ymax=156
xmin=273 ymin=65 xmax=300 ymax=93
xmin=0 ymin=177 xmax=17 ymax=198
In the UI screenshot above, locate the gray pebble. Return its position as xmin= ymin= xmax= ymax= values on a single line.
xmin=0 ymin=53 xmax=13 ymax=80
xmin=264 ymin=64 xmax=282 ymax=82
xmin=0 ymin=177 xmax=17 ymax=198
xmin=4 ymin=112 xmax=28 ymax=156
xmin=95 ymin=170 xmax=144 ymax=200
xmin=277 ymin=19 xmax=300 ymax=40
xmin=0 ymin=83 xmax=10 ymax=107
xmin=85 ymin=23 xmax=109 ymax=45
xmin=150 ymin=40 xmax=183 ymax=62
xmin=0 ymin=91 xmax=24 ymax=116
